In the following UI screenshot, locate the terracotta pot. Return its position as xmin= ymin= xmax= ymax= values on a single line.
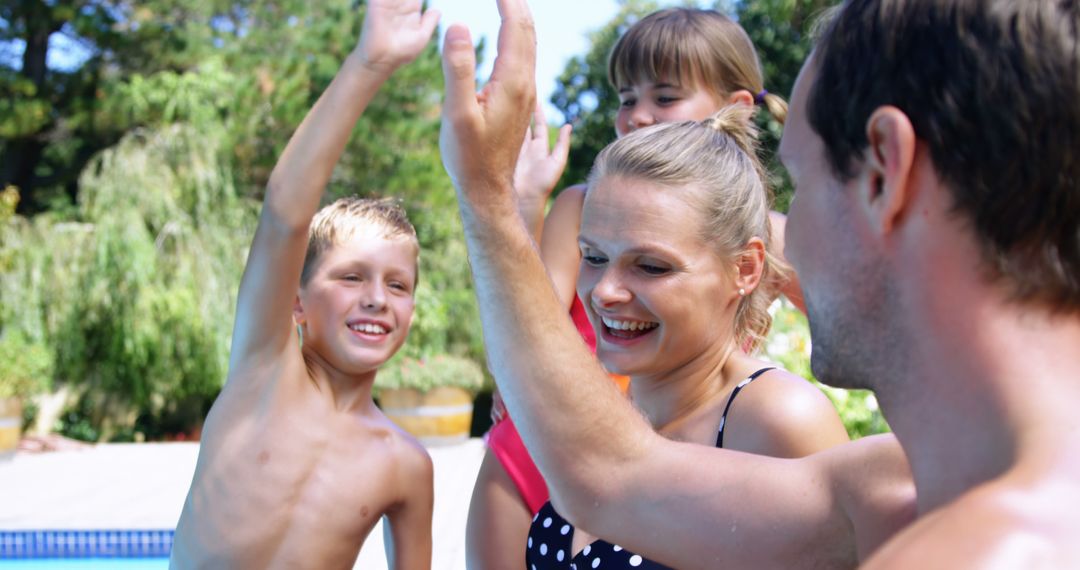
xmin=0 ymin=397 xmax=22 ymax=460
xmin=379 ymin=387 xmax=473 ymax=446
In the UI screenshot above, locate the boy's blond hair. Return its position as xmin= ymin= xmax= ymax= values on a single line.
xmin=589 ymin=106 xmax=787 ymax=352
xmin=300 ymin=196 xmax=419 ymax=287
xmin=608 ymin=8 xmax=788 ymax=125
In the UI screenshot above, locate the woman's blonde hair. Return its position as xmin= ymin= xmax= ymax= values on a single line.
xmin=608 ymin=8 xmax=788 ymax=125
xmin=588 ymin=106 xmax=788 ymax=351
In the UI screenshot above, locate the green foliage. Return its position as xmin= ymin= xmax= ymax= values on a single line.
xmin=1 ymin=1 xmax=484 ymax=439
xmin=0 ymin=330 xmax=53 ymax=399
xmin=1 ymin=124 xmax=257 ymax=440
xmin=375 ymin=354 xmax=487 ymax=395
xmin=732 ymin=0 xmax=842 ymax=210
xmin=0 ymin=0 xmax=229 ymax=213
xmin=762 ymin=300 xmax=889 ymax=439
xmin=735 ymin=0 xmax=839 ymax=102
xmin=550 ymin=0 xmax=660 ymax=190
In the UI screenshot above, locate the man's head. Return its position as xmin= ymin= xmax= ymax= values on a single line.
xmin=782 ymin=0 xmax=1080 ymax=387
xmin=295 ymin=197 xmax=420 ymax=374
xmin=810 ymin=0 xmax=1080 ymax=308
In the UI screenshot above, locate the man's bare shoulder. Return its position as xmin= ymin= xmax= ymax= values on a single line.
xmin=864 ymin=475 xmax=1080 ymax=569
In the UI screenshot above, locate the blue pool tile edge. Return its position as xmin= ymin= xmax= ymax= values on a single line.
xmin=0 ymin=530 xmax=173 ymax=559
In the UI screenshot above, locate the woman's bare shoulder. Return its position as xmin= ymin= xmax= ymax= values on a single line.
xmin=722 ymin=366 xmax=850 ymax=457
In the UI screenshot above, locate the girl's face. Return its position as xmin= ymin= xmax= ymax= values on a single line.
xmin=577 ymin=175 xmax=743 ymax=378
xmin=614 ymin=78 xmax=726 ymax=138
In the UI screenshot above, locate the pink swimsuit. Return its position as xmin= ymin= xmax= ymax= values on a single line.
xmin=486 ymin=295 xmax=602 ymax=513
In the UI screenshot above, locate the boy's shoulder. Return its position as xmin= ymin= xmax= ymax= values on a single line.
xmin=358 ymin=412 xmax=434 ymax=509
xmin=363 ymin=409 xmax=433 ymax=474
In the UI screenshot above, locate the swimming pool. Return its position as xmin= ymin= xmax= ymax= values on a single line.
xmin=0 ymin=560 xmax=167 ymax=569
xmin=0 ymin=530 xmax=171 ymax=568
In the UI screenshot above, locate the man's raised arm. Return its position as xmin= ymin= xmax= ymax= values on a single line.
xmin=437 ymin=2 xmax=859 ymax=567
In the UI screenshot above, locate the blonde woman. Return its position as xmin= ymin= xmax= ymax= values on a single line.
xmin=466 ymin=10 xmax=821 ymax=569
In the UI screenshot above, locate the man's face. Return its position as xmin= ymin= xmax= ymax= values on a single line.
xmin=781 ymin=61 xmax=890 ymax=390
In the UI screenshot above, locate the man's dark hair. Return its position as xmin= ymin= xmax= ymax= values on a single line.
xmin=809 ymin=0 xmax=1080 ymax=310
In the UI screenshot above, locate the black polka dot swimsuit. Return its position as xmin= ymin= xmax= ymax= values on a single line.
xmin=524 ymin=367 xmax=774 ymax=570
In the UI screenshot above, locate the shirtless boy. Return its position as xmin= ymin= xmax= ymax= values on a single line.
xmin=440 ymin=0 xmax=1080 ymax=567
xmin=170 ymin=2 xmax=440 ymax=568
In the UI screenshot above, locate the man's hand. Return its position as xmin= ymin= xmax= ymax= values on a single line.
xmin=514 ymin=102 xmax=573 ymax=240
xmin=354 ymin=0 xmax=441 ymax=75
xmin=439 ymin=0 xmax=537 ymax=205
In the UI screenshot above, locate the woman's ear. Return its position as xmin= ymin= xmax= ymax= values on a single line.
xmin=733 ymin=237 xmax=767 ymax=296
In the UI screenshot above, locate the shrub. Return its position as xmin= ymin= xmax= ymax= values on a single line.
xmin=0 ymin=331 xmax=52 ymax=399
xmin=375 ymin=354 xmax=487 ymax=395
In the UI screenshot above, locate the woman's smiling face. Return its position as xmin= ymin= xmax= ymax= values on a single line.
xmin=577 ymin=175 xmax=742 ymax=378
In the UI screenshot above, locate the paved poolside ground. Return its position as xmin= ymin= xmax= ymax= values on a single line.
xmin=0 ymin=439 xmax=486 ymax=569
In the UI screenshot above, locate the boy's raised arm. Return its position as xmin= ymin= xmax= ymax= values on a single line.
xmin=229 ymin=0 xmax=439 ymax=372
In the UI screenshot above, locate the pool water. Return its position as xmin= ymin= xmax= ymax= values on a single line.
xmin=0 ymin=560 xmax=167 ymax=569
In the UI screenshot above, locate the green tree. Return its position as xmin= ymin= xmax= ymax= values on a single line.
xmin=1 ymin=1 xmax=488 ymax=439
xmin=731 ymin=0 xmax=840 ymax=209
xmin=734 ymin=0 xmax=838 ymax=102
xmin=549 ymin=0 xmax=660 ymax=190
xmin=1 ymin=122 xmax=256 ymax=440
xmin=0 ymin=0 xmax=237 ymax=214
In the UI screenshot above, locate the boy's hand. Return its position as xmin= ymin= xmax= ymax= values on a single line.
xmin=513 ymin=102 xmax=573 ymax=235
xmin=354 ymin=0 xmax=441 ymax=75
xmin=440 ymin=0 xmax=537 ymax=202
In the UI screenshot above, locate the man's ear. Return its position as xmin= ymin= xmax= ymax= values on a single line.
xmin=733 ymin=237 xmax=767 ymax=297
xmin=860 ymin=106 xmax=918 ymax=235
xmin=855 ymin=106 xmax=915 ymax=234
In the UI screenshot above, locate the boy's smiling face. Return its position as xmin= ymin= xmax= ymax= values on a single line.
xmin=294 ymin=223 xmax=418 ymax=375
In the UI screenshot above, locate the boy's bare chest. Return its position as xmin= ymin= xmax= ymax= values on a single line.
xmin=189 ymin=391 xmax=400 ymax=558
